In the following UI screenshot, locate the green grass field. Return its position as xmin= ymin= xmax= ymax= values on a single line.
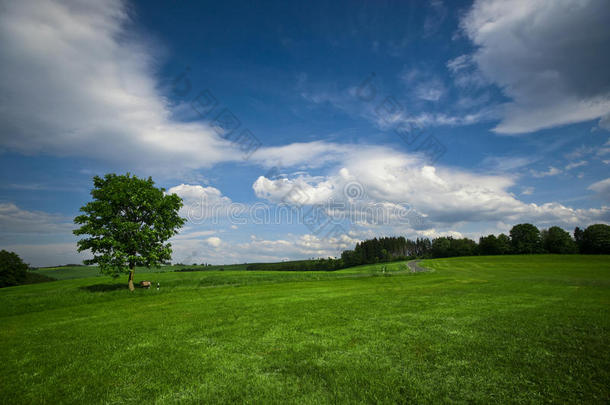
xmin=1 ymin=255 xmax=608 ymax=403
xmin=31 ymin=263 xmax=251 ymax=280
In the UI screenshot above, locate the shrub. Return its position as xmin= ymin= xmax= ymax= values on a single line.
xmin=0 ymin=250 xmax=29 ymax=287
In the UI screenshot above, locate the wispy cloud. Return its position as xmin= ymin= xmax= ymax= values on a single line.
xmin=565 ymin=160 xmax=588 ymax=171
xmin=530 ymin=167 xmax=562 ymax=178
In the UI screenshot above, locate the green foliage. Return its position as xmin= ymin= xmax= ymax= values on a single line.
xmin=581 ymin=224 xmax=610 ymax=254
xmin=510 ymin=223 xmax=542 ymax=254
xmin=478 ymin=234 xmax=499 ymax=255
xmin=0 ymin=250 xmax=29 ymax=287
xmin=574 ymin=226 xmax=584 ymax=251
xmin=496 ymin=233 xmax=511 ymax=254
xmin=479 ymin=234 xmax=511 ymax=255
xmin=73 ymin=173 xmax=186 ymax=278
xmin=246 ymin=258 xmax=345 ymax=271
xmin=541 ymin=226 xmax=577 ymax=253
xmin=342 ymin=237 xmax=417 ymax=267
xmin=431 ymin=237 xmax=478 ymax=258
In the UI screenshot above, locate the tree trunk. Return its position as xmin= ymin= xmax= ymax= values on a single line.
xmin=128 ymin=265 xmax=135 ymax=291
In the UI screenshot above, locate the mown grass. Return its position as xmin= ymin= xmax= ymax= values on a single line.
xmin=1 ymin=255 xmax=608 ymax=403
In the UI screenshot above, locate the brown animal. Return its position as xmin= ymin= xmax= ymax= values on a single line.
xmin=140 ymin=280 xmax=152 ymax=289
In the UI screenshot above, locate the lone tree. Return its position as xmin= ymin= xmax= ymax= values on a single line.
xmin=74 ymin=174 xmax=185 ymax=290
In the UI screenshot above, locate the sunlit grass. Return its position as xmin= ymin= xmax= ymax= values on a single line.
xmin=1 ymin=255 xmax=608 ymax=403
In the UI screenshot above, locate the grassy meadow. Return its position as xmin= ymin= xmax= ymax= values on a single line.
xmin=1 ymin=255 xmax=609 ymax=403
xmin=31 ymin=263 xmax=250 ymax=280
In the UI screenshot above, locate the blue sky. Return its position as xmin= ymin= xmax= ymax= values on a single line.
xmin=1 ymin=0 xmax=609 ymax=266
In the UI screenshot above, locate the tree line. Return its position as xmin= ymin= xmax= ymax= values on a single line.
xmin=244 ymin=223 xmax=608 ymax=272
xmin=339 ymin=223 xmax=609 ymax=267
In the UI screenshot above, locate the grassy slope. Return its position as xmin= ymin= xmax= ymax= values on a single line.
xmin=1 ymin=256 xmax=608 ymax=403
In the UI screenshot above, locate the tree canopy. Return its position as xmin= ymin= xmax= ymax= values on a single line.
xmin=541 ymin=226 xmax=577 ymax=254
xmin=0 ymin=250 xmax=28 ymax=287
xmin=74 ymin=173 xmax=185 ymax=290
xmin=581 ymin=224 xmax=610 ymax=254
xmin=510 ymin=223 xmax=542 ymax=254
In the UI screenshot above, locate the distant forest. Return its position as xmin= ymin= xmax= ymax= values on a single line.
xmin=247 ymin=223 xmax=610 ymax=272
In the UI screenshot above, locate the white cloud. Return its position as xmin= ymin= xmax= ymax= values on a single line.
xmin=565 ymin=160 xmax=588 ymax=171
xmin=480 ymin=155 xmax=537 ymax=173
xmin=250 ymin=141 xmax=351 ymax=169
xmin=416 ymin=229 xmax=463 ymax=239
xmin=599 ymin=114 xmax=610 ymax=131
xmin=171 ymin=230 xmax=216 ymax=240
xmin=0 ymin=0 xmax=241 ymax=172
xmin=253 ymin=175 xmax=336 ymax=206
xmin=588 ymin=178 xmax=610 ymax=201
xmin=167 ymin=184 xmax=233 ymax=223
xmin=400 ymin=68 xmax=446 ymax=102
xmin=253 ymin=147 xmax=609 ymax=229
xmin=446 ymin=54 xmax=488 ymax=89
xmin=530 ymin=166 xmax=561 ymax=178
xmin=460 ymin=0 xmax=610 ymax=134
xmin=414 ymin=80 xmax=446 ymax=102
xmin=565 ymin=138 xmax=610 ymax=161
xmin=205 ymin=236 xmax=222 ymax=248
xmin=170 ymin=233 xmax=361 ymax=264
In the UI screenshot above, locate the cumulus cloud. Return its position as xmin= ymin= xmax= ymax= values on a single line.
xmin=0 ymin=0 xmax=240 ymax=172
xmin=253 ymin=147 xmax=609 ymax=229
xmin=460 ymin=0 xmax=610 ymax=134
xmin=205 ymin=236 xmax=222 ymax=248
xmin=167 ymin=184 xmax=233 ymax=224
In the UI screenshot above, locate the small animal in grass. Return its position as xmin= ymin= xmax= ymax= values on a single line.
xmin=140 ymin=280 xmax=152 ymax=289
